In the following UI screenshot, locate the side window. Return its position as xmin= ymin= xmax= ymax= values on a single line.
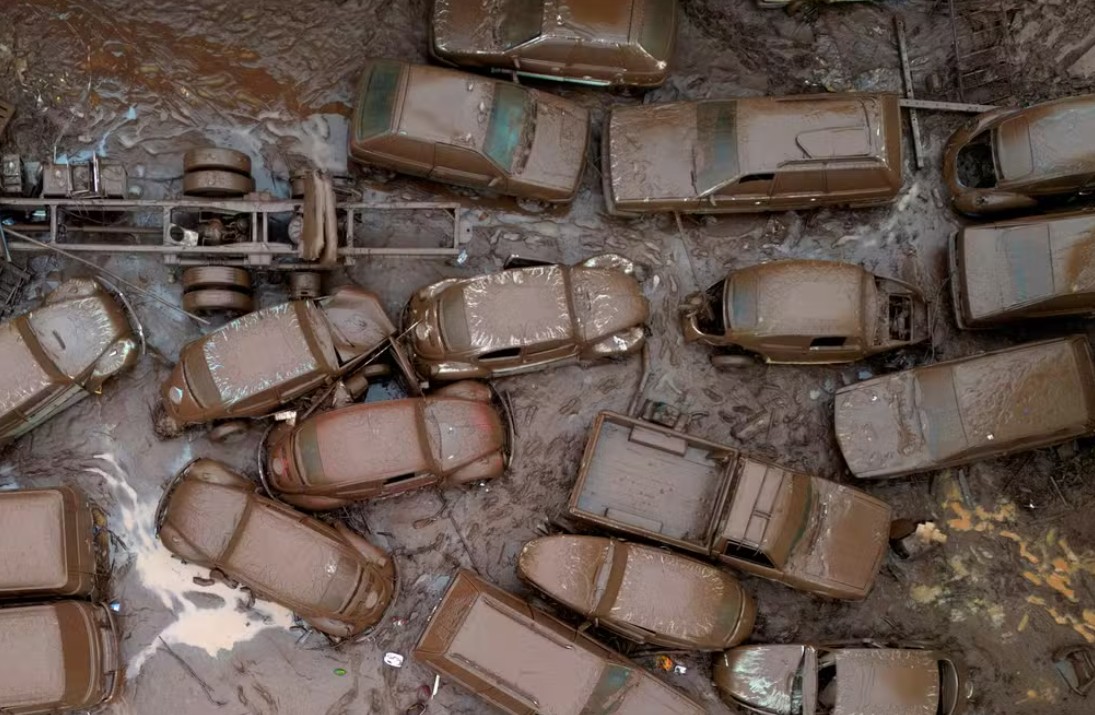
xmin=501 ymin=0 xmax=544 ymax=50
xmin=435 ymin=145 xmax=501 ymax=177
xmin=718 ymin=173 xmax=774 ymax=197
xmin=722 ymin=540 xmax=776 ymax=569
xmin=479 ymin=347 xmax=521 ymax=361
xmin=810 ymin=337 xmax=847 ymax=348
xmin=518 ymin=37 xmax=572 ymax=64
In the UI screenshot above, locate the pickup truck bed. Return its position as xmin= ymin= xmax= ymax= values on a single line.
xmin=570 ymin=413 xmax=735 ymax=551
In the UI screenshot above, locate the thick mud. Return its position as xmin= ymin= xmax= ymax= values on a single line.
xmin=3 ymin=1 xmax=1095 ymax=714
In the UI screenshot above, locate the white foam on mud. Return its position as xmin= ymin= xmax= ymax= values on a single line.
xmin=89 ymin=453 xmax=295 ymax=676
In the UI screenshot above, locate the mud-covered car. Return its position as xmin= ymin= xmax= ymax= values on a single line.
xmin=0 ymin=486 xmax=100 ymax=599
xmin=518 ymin=535 xmax=755 ymax=651
xmin=0 ymin=278 xmax=138 ymax=445
xmin=570 ymin=412 xmax=893 ymax=600
xmin=603 ymin=93 xmax=902 ymax=215
xmin=681 ymin=260 xmax=929 ymax=366
xmin=714 ymin=642 xmax=971 ymax=715
xmin=951 ymin=211 xmax=1095 ymax=328
xmin=0 ymin=601 xmax=122 ymax=715
xmin=414 ymin=569 xmax=705 ymax=715
xmin=945 ymin=94 xmax=1095 ymax=216
xmin=262 ymin=380 xmax=509 ymax=510
xmin=349 ymin=59 xmax=589 ymax=202
xmin=404 ymin=254 xmax=648 ymax=380
xmin=835 ymin=336 xmax=1095 ymax=479
xmin=156 ymin=459 xmax=396 ymax=637
xmin=161 ymin=285 xmax=407 ymax=436
xmin=430 ymin=0 xmax=677 ymax=88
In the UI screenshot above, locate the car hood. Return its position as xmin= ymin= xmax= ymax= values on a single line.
xmin=785 ymin=479 xmax=891 ymax=596
xmin=607 ymin=102 xmax=699 ymax=204
xmin=571 ymin=268 xmax=649 ymax=344
xmin=518 ymin=535 xmax=610 ymax=614
xmin=834 ymin=371 xmax=931 ymax=478
xmin=0 ymin=319 xmax=59 ymax=433
xmin=995 ymin=96 xmax=1095 ymax=185
xmin=715 ymin=645 xmax=806 ymax=715
xmin=830 ymin=649 xmax=940 ymax=715
xmin=517 ymin=96 xmax=589 ymax=198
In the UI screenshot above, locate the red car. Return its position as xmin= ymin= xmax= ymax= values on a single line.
xmin=262 ymin=381 xmax=510 ymax=510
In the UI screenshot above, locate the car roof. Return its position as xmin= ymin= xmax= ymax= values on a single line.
xmin=298 ymin=399 xmax=432 ymax=486
xmin=444 ymin=586 xmax=608 ymax=714
xmin=540 ymin=0 xmax=636 ymax=44
xmin=608 ymin=541 xmax=745 ymax=641
xmin=0 ymin=318 xmax=59 ymax=426
xmin=25 ymin=292 xmax=120 ymax=378
xmin=0 ymin=604 xmax=71 ymax=708
xmin=995 ymin=94 xmax=1095 ymax=184
xmin=0 ymin=489 xmax=71 ymax=591
xmin=960 ymin=212 xmax=1095 ymax=319
xmin=728 ymin=261 xmax=867 ymax=339
xmin=445 ymin=265 xmax=574 ymax=353
xmin=398 ymin=63 xmax=496 ymax=149
xmin=830 ymin=648 xmax=939 ymax=715
xmin=224 ymin=501 xmax=360 ymax=609
xmin=194 ymin=301 xmax=335 ymax=408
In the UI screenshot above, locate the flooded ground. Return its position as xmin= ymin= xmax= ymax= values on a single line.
xmin=2 ymin=1 xmax=1095 ymax=713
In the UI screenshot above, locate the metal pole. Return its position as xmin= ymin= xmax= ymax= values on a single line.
xmin=0 ymin=227 xmax=210 ymax=325
xmin=895 ymin=18 xmax=926 ymax=170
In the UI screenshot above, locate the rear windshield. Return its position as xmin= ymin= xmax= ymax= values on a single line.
xmin=637 ymin=0 xmax=674 ymax=58
xmin=483 ymin=83 xmax=533 ymax=171
xmin=728 ymin=274 xmax=757 ymax=330
xmin=501 ymin=0 xmax=543 ymax=49
xmin=355 ymin=61 xmax=401 ymax=141
xmin=695 ymin=102 xmax=739 ymax=195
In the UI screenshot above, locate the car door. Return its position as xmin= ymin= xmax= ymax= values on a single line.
xmin=512 ymin=36 xmax=574 ymax=79
xmin=431 ymin=144 xmax=503 ymax=190
xmin=366 ymin=135 xmax=435 ymax=179
xmin=710 ymin=174 xmax=775 ymax=211
xmin=769 ymin=163 xmax=827 ymax=211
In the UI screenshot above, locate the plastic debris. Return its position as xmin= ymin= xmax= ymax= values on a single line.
xmin=384 ymin=652 xmax=405 ymax=668
xmin=654 ymin=654 xmax=674 ymax=671
xmin=334 ymin=668 xmax=347 ymax=676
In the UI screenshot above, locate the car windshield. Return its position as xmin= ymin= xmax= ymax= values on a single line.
xmin=483 ymin=83 xmax=535 ymax=172
xmin=694 ymin=102 xmax=739 ymax=196
xmin=500 ymin=0 xmax=543 ymax=49
xmin=637 ymin=0 xmax=674 ymax=58
xmin=355 ymin=61 xmax=401 ymax=141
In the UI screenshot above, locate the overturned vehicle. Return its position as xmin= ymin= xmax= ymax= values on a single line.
xmin=160 ymin=284 xmax=415 ymax=440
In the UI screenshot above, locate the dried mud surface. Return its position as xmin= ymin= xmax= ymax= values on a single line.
xmin=2 ymin=1 xmax=1095 ymax=713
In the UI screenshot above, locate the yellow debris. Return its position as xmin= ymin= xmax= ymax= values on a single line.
xmin=1018 ymin=613 xmax=1030 ymax=632
xmin=910 ymin=585 xmax=943 ymax=604
xmin=1022 ymin=572 xmax=1043 ymax=587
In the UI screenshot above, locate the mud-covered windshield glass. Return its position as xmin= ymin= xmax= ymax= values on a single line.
xmin=501 ymin=0 xmax=543 ymax=49
xmin=638 ymin=0 xmax=674 ymax=58
xmin=355 ymin=61 xmax=401 ymax=141
xmin=484 ymin=83 xmax=534 ymax=171
xmin=694 ymin=102 xmax=739 ymax=195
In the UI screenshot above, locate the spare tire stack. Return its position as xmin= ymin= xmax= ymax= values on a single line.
xmin=180 ymin=265 xmax=254 ymax=315
xmin=182 ymin=147 xmax=255 ymax=198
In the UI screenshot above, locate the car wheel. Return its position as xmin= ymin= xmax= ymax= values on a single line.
xmin=182 ymin=288 xmax=254 ymax=315
xmin=711 ymin=354 xmax=756 ymax=369
xmin=787 ymin=0 xmax=820 ymax=22
xmin=209 ymin=420 xmax=250 ymax=444
xmin=182 ymin=265 xmax=252 ymax=292
xmin=182 ymin=169 xmax=255 ymax=197
xmin=183 ymin=147 xmax=252 ymax=175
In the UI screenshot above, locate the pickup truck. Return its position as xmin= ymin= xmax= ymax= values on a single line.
xmin=567 ymin=412 xmax=892 ymax=600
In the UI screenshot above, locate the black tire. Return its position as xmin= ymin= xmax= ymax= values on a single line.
xmin=209 ymin=420 xmax=250 ymax=444
xmin=710 ymin=354 xmax=756 ymax=369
